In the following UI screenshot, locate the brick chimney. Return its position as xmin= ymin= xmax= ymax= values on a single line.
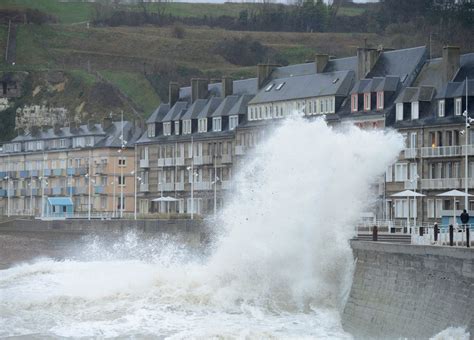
xmin=53 ymin=123 xmax=62 ymax=135
xmin=102 ymin=117 xmax=113 ymax=130
xmin=257 ymin=64 xmax=279 ymax=89
xmin=169 ymin=82 xmax=179 ymax=107
xmin=442 ymin=46 xmax=460 ymax=83
xmin=315 ymin=54 xmax=329 ymax=73
xmin=191 ymin=78 xmax=208 ymax=103
xmin=87 ymin=119 xmax=96 ymax=131
xmin=222 ymin=76 xmax=233 ymax=98
xmin=30 ymin=125 xmax=40 ymax=136
xmin=357 ymin=47 xmax=380 ymax=80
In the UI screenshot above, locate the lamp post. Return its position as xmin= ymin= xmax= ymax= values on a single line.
xmin=464 ymin=78 xmax=470 ymax=209
xmin=186 ymin=167 xmax=198 ymax=219
xmin=134 ymin=144 xmax=137 ymax=220
xmin=4 ymin=175 xmax=9 ymax=217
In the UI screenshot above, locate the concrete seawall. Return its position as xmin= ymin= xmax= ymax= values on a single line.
xmin=342 ymin=241 xmax=474 ymax=339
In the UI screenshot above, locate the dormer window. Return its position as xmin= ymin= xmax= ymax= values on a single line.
xmin=376 ymin=91 xmax=384 ymax=110
xmin=455 ymin=98 xmax=462 ymax=116
xmin=351 ymin=94 xmax=358 ymax=112
xmin=229 ymin=115 xmax=238 ymax=130
xmin=364 ymin=93 xmax=371 ymax=111
xmin=198 ymin=118 xmax=207 ymax=133
xmin=396 ymin=103 xmax=404 ymax=121
xmin=183 ymin=120 xmax=191 ymax=134
xmin=411 ymin=101 xmax=419 ymax=120
xmin=213 ymin=117 xmax=222 ymax=132
xmin=265 ymin=84 xmax=274 ymax=92
xmin=174 ymin=121 xmax=180 ymax=135
xmin=147 ymin=124 xmax=155 ymax=138
xmin=163 ymin=122 xmax=171 ymax=136
xmin=438 ymin=100 xmax=445 ymax=117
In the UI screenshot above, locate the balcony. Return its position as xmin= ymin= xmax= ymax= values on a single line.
xmin=94 ymin=186 xmax=105 ymax=194
xmin=421 ymin=178 xmax=462 ymax=190
xmin=221 ymin=154 xmax=232 ymax=163
xmin=139 ymin=159 xmax=149 ymax=168
xmin=175 ymin=182 xmax=184 ymax=191
xmin=32 ymin=188 xmax=39 ymax=196
xmin=161 ymin=183 xmax=175 ymax=191
xmin=195 ymin=181 xmax=211 ymax=190
xmin=194 ymin=156 xmax=203 ymax=165
xmin=53 ymin=169 xmax=64 ymax=177
xmin=165 ymin=158 xmax=174 ymax=166
xmin=421 ymin=145 xmax=462 ymax=158
xmin=0 ymin=172 xmax=6 ymax=178
xmin=19 ymin=170 xmax=29 ymax=178
xmin=43 ymin=188 xmax=51 ymax=195
xmin=404 ymin=180 xmax=418 ymax=190
xmin=140 ymin=183 xmax=149 ymax=192
xmin=95 ymin=165 xmax=107 ymax=174
xmin=76 ymin=187 xmax=87 ymax=195
xmin=20 ymin=188 xmax=27 ymax=196
xmin=67 ymin=168 xmax=75 ymax=176
xmin=158 ymin=159 xmax=165 ymax=167
xmin=66 ymin=187 xmax=76 ymax=195
xmin=235 ymin=145 xmax=246 ymax=155
xmin=44 ymin=169 xmax=51 ymax=177
xmin=403 ymin=148 xmax=418 ymax=159
xmin=31 ymin=170 xmax=39 ymax=177
xmin=0 ymin=189 xmax=6 ymax=197
xmin=175 ymin=157 xmax=185 ymax=166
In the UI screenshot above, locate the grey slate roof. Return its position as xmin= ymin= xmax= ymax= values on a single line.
xmin=249 ymin=70 xmax=354 ymax=105
xmin=12 ymin=121 xmax=140 ymax=148
xmin=271 ymin=63 xmax=315 ymax=79
xmin=395 ymin=86 xmax=435 ymax=103
xmin=162 ymin=101 xmax=188 ymax=122
xmin=227 ymin=94 xmax=254 ymax=116
xmin=211 ymin=95 xmax=240 ymax=117
xmin=413 ymin=58 xmax=444 ymax=93
xmin=351 ymin=76 xmax=400 ymax=94
xmin=367 ymin=46 xmax=427 ymax=81
xmin=178 ymin=78 xmax=258 ymax=101
xmin=437 ymin=79 xmax=474 ymax=99
xmin=324 ymin=56 xmax=358 ymax=73
xmin=181 ymin=99 xmax=207 ymax=120
xmin=454 ymin=53 xmax=474 ymax=82
xmin=197 ymin=97 xmax=223 ymax=118
xmin=146 ymin=103 xmax=170 ymax=124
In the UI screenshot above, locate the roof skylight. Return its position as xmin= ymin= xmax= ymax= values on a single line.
xmin=276 ymin=82 xmax=285 ymax=91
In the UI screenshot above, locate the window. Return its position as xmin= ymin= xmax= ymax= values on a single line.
xmin=435 ymin=199 xmax=443 ymax=218
xmin=174 ymin=121 xmax=180 ymax=135
xmin=427 ymin=199 xmax=435 ymax=218
xmin=59 ymin=139 xmax=66 ymax=148
xmin=183 ymin=120 xmax=191 ymax=134
xmin=73 ymin=137 xmax=85 ymax=148
xmin=163 ymin=122 xmax=171 ymax=136
xmin=394 ymin=199 xmax=408 ymax=218
xmin=364 ymin=93 xmax=371 ymax=111
xmin=36 ymin=141 xmax=43 ymax=150
xmin=118 ymin=175 xmax=125 ymax=186
xmin=455 ymin=98 xmax=462 ymax=116
xmin=409 ymin=163 xmax=417 ymax=180
xmin=85 ymin=136 xmax=94 ymax=146
xmin=276 ymin=82 xmax=285 ymax=90
xmin=229 ymin=115 xmax=238 ymax=130
xmin=411 ymin=101 xmax=419 ymax=120
xmin=118 ymin=158 xmax=126 ymax=166
xmin=438 ymin=100 xmax=445 ymax=117
xmin=410 ymin=132 xmax=417 ymax=149
xmin=213 ymin=117 xmax=222 ymax=132
xmin=265 ymin=84 xmax=274 ymax=92
xmin=198 ymin=118 xmax=207 ymax=133
xmin=394 ymin=163 xmax=408 ymax=182
xmin=147 ymin=124 xmax=155 ymax=138
xmin=386 ymin=165 xmax=393 ymax=182
xmin=396 ymin=103 xmax=404 ymax=121
xmin=351 ymin=94 xmax=358 ymax=112
xmin=376 ymin=91 xmax=384 ymax=110
xmin=117 ymin=197 xmax=125 ymax=210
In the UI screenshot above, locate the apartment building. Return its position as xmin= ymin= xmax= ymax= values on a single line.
xmin=389 ymin=46 xmax=474 ymax=224
xmin=0 ymin=118 xmax=141 ymax=217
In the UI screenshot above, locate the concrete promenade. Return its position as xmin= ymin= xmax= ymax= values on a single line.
xmin=342 ymin=240 xmax=474 ymax=338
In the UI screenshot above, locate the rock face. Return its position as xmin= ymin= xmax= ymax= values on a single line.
xmin=15 ymin=105 xmax=68 ymax=130
xmin=342 ymin=241 xmax=474 ymax=339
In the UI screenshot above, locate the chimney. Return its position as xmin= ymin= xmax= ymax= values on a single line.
xmin=257 ymin=64 xmax=278 ymax=89
xmin=17 ymin=128 xmax=25 ymax=136
xmin=357 ymin=47 xmax=381 ymax=80
xmin=191 ymin=78 xmax=208 ymax=103
xmin=31 ymin=125 xmax=40 ymax=136
xmin=222 ymin=76 xmax=233 ymax=98
xmin=102 ymin=117 xmax=113 ymax=130
xmin=169 ymin=82 xmax=179 ymax=107
xmin=41 ymin=125 xmax=51 ymax=132
xmin=87 ymin=119 xmax=95 ymax=131
xmin=53 ymin=123 xmax=62 ymax=135
xmin=70 ymin=121 xmax=78 ymax=133
xmin=315 ymin=54 xmax=329 ymax=73
xmin=442 ymin=46 xmax=460 ymax=83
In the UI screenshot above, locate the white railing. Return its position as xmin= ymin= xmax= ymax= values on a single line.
xmin=404 ymin=180 xmax=418 ymax=190
xmin=157 ymin=159 xmax=165 ymax=167
xmin=420 ymin=178 xmax=462 ymax=189
xmin=194 ymin=156 xmax=203 ymax=165
xmin=421 ymin=145 xmax=462 ymax=158
xmin=165 ymin=158 xmax=174 ymax=166
xmin=140 ymin=183 xmax=149 ymax=192
xmin=194 ymin=181 xmax=211 ymax=190
xmin=404 ymin=148 xmax=418 ymax=159
xmin=175 ymin=182 xmax=184 ymax=191
xmin=161 ymin=183 xmax=175 ymax=191
xmin=203 ymin=155 xmax=212 ymax=164
xmin=175 ymin=157 xmax=185 ymax=166
xmin=139 ymin=159 xmax=149 ymax=168
xmin=221 ymin=181 xmax=232 ymax=190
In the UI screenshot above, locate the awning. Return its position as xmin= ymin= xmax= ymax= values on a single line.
xmin=47 ymin=197 xmax=73 ymax=206
xmin=152 ymin=196 xmax=179 ymax=202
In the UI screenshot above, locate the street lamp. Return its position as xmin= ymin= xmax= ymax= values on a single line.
xmin=4 ymin=175 xmax=9 ymax=217
xmin=39 ymin=176 xmax=48 ymax=218
xmin=186 ymin=166 xmax=198 ymax=219
xmin=463 ymin=77 xmax=471 ymax=209
xmin=211 ymin=175 xmax=220 ymax=218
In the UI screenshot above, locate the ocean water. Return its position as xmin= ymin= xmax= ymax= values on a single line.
xmin=0 ymin=118 xmax=407 ymax=338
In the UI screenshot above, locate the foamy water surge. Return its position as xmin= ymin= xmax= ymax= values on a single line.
xmin=0 ymin=118 xmax=406 ymax=338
